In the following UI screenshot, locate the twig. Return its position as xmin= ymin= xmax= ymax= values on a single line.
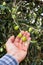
xmin=13 ymin=19 xmax=21 ymax=31
xmin=13 ymin=0 xmax=16 ymax=6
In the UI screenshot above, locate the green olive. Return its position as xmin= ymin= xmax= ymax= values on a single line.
xmin=18 ymin=33 xmax=22 ymax=38
xmin=14 ymin=26 xmax=19 ymax=30
xmin=21 ymin=36 xmax=27 ymax=42
xmin=0 ymin=48 xmax=3 ymax=52
xmin=28 ymin=27 xmax=33 ymax=32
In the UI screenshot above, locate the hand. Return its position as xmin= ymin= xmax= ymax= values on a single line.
xmin=6 ymin=31 xmax=31 ymax=63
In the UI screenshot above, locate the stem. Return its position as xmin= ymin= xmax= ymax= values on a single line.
xmin=13 ymin=0 xmax=16 ymax=6
xmin=13 ymin=20 xmax=21 ymax=31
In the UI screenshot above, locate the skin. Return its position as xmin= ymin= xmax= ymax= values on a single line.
xmin=6 ymin=31 xmax=31 ymax=63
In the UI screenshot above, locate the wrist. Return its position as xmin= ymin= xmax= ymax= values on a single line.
xmin=4 ymin=54 xmax=19 ymax=65
xmin=14 ymin=54 xmax=21 ymax=63
xmin=7 ymin=53 xmax=20 ymax=63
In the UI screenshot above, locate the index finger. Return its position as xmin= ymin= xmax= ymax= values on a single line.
xmin=22 ymin=37 xmax=31 ymax=51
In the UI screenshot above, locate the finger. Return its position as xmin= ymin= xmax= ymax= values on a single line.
xmin=14 ymin=37 xmax=20 ymax=47
xmin=17 ymin=31 xmax=25 ymax=49
xmin=20 ymin=31 xmax=25 ymax=35
xmin=15 ymin=36 xmax=23 ymax=48
xmin=8 ymin=35 xmax=15 ymax=43
xmin=25 ymin=31 xmax=30 ymax=39
xmin=15 ymin=37 xmax=20 ymax=42
xmin=24 ymin=37 xmax=31 ymax=50
xmin=17 ymin=30 xmax=25 ymax=38
xmin=15 ymin=31 xmax=25 ymax=42
xmin=22 ymin=31 xmax=30 ymax=40
xmin=22 ymin=37 xmax=31 ymax=51
xmin=21 ymin=31 xmax=31 ymax=51
xmin=14 ymin=31 xmax=25 ymax=46
xmin=18 ymin=39 xmax=23 ymax=49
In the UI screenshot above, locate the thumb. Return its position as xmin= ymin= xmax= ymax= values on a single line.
xmin=8 ymin=35 xmax=15 ymax=43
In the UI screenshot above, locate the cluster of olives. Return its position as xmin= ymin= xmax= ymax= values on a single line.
xmin=18 ymin=33 xmax=27 ymax=42
xmin=14 ymin=25 xmax=27 ymax=42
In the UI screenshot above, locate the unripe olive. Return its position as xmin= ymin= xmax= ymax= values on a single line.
xmin=0 ymin=48 xmax=3 ymax=52
xmin=18 ymin=33 xmax=22 ymax=38
xmin=21 ymin=36 xmax=27 ymax=42
xmin=28 ymin=27 xmax=33 ymax=32
xmin=14 ymin=26 xmax=19 ymax=30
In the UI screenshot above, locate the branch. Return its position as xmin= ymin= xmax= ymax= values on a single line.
xmin=13 ymin=0 xmax=16 ymax=6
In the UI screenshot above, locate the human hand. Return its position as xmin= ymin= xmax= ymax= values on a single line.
xmin=6 ymin=31 xmax=31 ymax=63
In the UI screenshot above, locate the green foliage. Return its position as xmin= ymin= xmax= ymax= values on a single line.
xmin=0 ymin=0 xmax=43 ymax=65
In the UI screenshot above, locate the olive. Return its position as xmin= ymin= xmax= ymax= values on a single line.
xmin=28 ymin=27 xmax=33 ymax=32
xmin=21 ymin=36 xmax=27 ymax=42
xmin=0 ymin=48 xmax=3 ymax=52
xmin=14 ymin=26 xmax=19 ymax=30
xmin=18 ymin=33 xmax=22 ymax=38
